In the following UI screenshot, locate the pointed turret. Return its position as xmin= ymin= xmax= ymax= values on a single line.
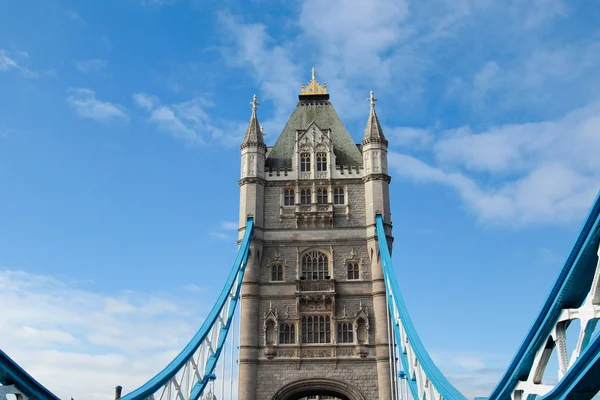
xmin=241 ymin=94 xmax=266 ymax=149
xmin=362 ymin=91 xmax=387 ymax=145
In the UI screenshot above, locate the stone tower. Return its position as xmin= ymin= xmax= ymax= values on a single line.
xmin=238 ymin=69 xmax=393 ymax=400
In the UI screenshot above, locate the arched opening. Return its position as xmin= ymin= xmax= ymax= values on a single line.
xmin=289 ymin=391 xmax=348 ymax=400
xmin=271 ymin=378 xmax=365 ymax=400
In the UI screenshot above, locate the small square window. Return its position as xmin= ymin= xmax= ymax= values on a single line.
xmin=271 ymin=264 xmax=283 ymax=281
xmin=316 ymin=153 xmax=327 ymax=172
xmin=300 ymin=188 xmax=311 ymax=204
xmin=317 ymin=188 xmax=328 ymax=204
xmin=284 ymin=189 xmax=295 ymax=206
xmin=300 ymin=153 xmax=311 ymax=172
xmin=334 ymin=187 xmax=345 ymax=205
xmin=347 ymin=262 xmax=359 ymax=280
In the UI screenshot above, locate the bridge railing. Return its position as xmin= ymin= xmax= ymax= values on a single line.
xmin=119 ymin=217 xmax=254 ymax=400
xmin=487 ymin=192 xmax=600 ymax=400
xmin=376 ymin=215 xmax=468 ymax=400
xmin=0 ymin=349 xmax=61 ymax=400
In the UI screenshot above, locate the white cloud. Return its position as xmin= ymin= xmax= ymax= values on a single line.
xmin=133 ymin=92 xmax=159 ymax=110
xmin=0 ymin=49 xmax=38 ymax=77
xmin=75 ymin=59 xmax=108 ymax=73
xmin=220 ymin=221 xmax=238 ymax=231
xmin=389 ymin=101 xmax=600 ymax=225
xmin=133 ymin=93 xmax=233 ymax=146
xmin=67 ymin=88 xmax=129 ymax=122
xmin=431 ymin=350 xmax=510 ymax=399
xmin=385 ymin=126 xmax=434 ymax=149
xmin=0 ymin=269 xmax=203 ymax=400
xmin=218 ymin=13 xmax=302 ymax=129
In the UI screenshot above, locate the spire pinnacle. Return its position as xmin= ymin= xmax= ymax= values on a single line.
xmin=250 ymin=94 xmax=260 ymax=111
xmin=300 ymin=67 xmax=327 ymax=95
xmin=241 ymin=94 xmax=265 ymax=149
xmin=367 ymin=90 xmax=378 ymax=108
xmin=362 ymin=90 xmax=387 ymax=146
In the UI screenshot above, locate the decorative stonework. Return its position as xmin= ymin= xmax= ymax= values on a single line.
xmin=278 ymin=349 xmax=297 ymax=358
xmin=299 ymin=298 xmax=333 ymax=312
xmin=336 ymin=347 xmax=356 ymax=357
xmin=300 ymin=348 xmax=333 ymax=358
xmin=297 ymin=280 xmax=335 ymax=293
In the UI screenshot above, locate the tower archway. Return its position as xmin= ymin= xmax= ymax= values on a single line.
xmin=271 ymin=378 xmax=366 ymax=400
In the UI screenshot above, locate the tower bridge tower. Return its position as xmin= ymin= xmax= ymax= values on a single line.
xmin=238 ymin=69 xmax=393 ymax=400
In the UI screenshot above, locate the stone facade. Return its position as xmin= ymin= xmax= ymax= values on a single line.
xmin=238 ymin=75 xmax=393 ymax=400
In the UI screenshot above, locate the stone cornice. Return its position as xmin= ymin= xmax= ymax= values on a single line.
xmin=240 ymin=142 xmax=268 ymax=151
xmin=265 ymin=178 xmax=365 ymax=186
xmin=362 ymin=174 xmax=391 ymax=183
xmin=238 ymin=177 xmax=267 ymax=186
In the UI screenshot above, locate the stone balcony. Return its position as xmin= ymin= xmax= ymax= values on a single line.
xmin=294 ymin=203 xmax=333 ymax=228
xmin=296 ymin=279 xmax=336 ymax=308
xmin=296 ymin=279 xmax=335 ymax=293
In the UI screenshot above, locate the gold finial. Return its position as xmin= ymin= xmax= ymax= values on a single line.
xmin=367 ymin=91 xmax=378 ymax=107
xmin=250 ymin=94 xmax=260 ymax=110
xmin=301 ymin=66 xmax=327 ymax=95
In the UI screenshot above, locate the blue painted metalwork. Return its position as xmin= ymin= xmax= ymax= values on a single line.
xmin=120 ymin=217 xmax=254 ymax=400
xmin=488 ymin=192 xmax=600 ymax=400
xmin=539 ymin=331 xmax=600 ymax=400
xmin=0 ymin=348 xmax=60 ymax=400
xmin=376 ymin=215 xmax=467 ymax=400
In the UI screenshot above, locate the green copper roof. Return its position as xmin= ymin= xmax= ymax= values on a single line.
xmin=265 ymin=95 xmax=363 ymax=169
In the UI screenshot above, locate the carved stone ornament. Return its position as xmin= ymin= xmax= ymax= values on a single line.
xmin=264 ymin=345 xmax=276 ymax=359
xmin=300 ymin=348 xmax=333 ymax=358
xmin=336 ymin=347 xmax=356 ymax=357
xmin=278 ymin=349 xmax=297 ymax=358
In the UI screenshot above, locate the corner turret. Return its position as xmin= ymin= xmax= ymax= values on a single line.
xmin=239 ymin=94 xmax=266 ymax=230
xmin=362 ymin=91 xmax=391 ymax=226
xmin=241 ymin=94 xmax=266 ymax=149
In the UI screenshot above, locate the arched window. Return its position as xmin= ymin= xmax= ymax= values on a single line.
xmin=302 ymin=250 xmax=328 ymax=280
xmin=356 ymin=319 xmax=367 ymax=344
xmin=316 ymin=153 xmax=327 ymax=171
xmin=337 ymin=322 xmax=354 ymax=343
xmin=265 ymin=320 xmax=276 ymax=345
xmin=333 ymin=187 xmax=345 ymax=205
xmin=284 ymin=189 xmax=295 ymax=206
xmin=301 ymin=315 xmax=331 ymax=343
xmin=279 ymin=323 xmax=295 ymax=344
xmin=300 ymin=188 xmax=311 ymax=204
xmin=317 ymin=188 xmax=328 ymax=204
xmin=300 ymin=153 xmax=311 ymax=172
xmin=347 ymin=262 xmax=359 ymax=280
xmin=271 ymin=264 xmax=283 ymax=281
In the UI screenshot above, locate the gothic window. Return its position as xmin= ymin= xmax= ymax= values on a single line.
xmin=347 ymin=262 xmax=359 ymax=280
xmin=271 ymin=264 xmax=283 ymax=281
xmin=300 ymin=188 xmax=312 ymax=204
xmin=356 ymin=318 xmax=367 ymax=345
xmin=284 ymin=189 xmax=295 ymax=206
xmin=316 ymin=153 xmax=327 ymax=171
xmin=337 ymin=322 xmax=354 ymax=343
xmin=317 ymin=188 xmax=328 ymax=204
xmin=302 ymin=250 xmax=329 ymax=280
xmin=333 ymin=187 xmax=345 ymax=205
xmin=301 ymin=315 xmax=331 ymax=344
xmin=279 ymin=323 xmax=295 ymax=344
xmin=300 ymin=153 xmax=311 ymax=172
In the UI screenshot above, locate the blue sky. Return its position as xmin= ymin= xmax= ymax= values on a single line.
xmin=1 ymin=0 xmax=600 ymax=398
